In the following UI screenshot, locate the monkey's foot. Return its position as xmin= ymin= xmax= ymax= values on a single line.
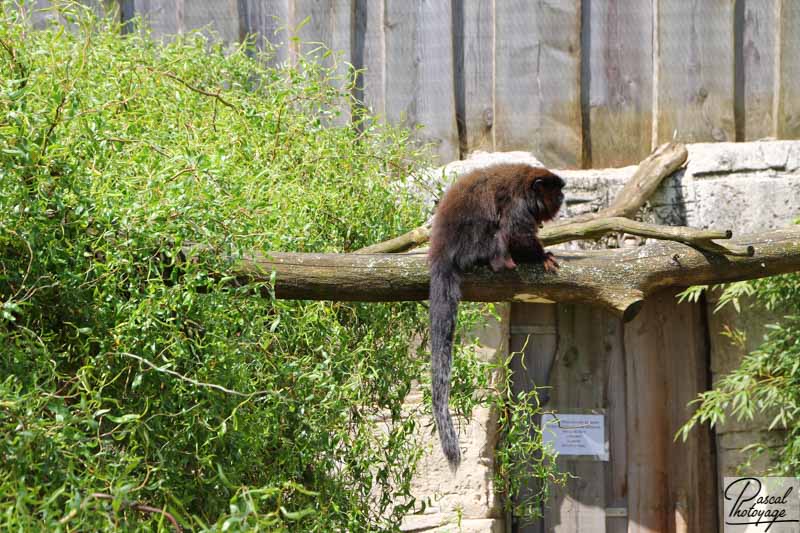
xmin=543 ymin=252 xmax=559 ymax=272
xmin=504 ymin=256 xmax=517 ymax=270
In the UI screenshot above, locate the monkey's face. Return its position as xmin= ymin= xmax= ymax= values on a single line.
xmin=531 ymin=173 xmax=565 ymax=222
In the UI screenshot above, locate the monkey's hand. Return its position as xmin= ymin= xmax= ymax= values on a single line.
xmin=542 ymin=252 xmax=559 ymax=273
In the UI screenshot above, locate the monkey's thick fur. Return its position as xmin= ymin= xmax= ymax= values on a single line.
xmin=428 ymin=164 xmax=565 ymax=468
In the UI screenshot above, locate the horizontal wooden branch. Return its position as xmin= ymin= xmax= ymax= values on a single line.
xmin=201 ymin=227 xmax=800 ymax=322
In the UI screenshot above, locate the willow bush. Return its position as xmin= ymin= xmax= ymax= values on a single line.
xmin=0 ymin=3 xmax=559 ymax=530
xmin=678 ymin=270 xmax=800 ymax=476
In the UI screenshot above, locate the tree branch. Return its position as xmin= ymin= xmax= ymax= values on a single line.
xmin=194 ymin=227 xmax=800 ymax=322
xmin=354 ymin=142 xmax=689 ymax=254
xmin=539 ymin=217 xmax=753 ymax=257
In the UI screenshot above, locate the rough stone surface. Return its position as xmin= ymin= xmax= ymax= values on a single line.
xmin=401 ymin=304 xmax=508 ymax=531
xmin=717 ymin=430 xmax=788 ymax=477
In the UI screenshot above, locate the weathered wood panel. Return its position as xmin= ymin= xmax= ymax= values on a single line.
xmin=510 ymin=303 xmax=559 ymax=533
xmin=25 ymin=0 xmax=800 ymax=167
xmin=182 ymin=0 xmax=240 ymax=42
xmin=735 ymin=0 xmax=778 ymax=140
xmin=383 ymin=0 xmax=458 ymax=163
xmin=453 ymin=0 xmax=494 ymax=155
xmin=602 ymin=310 xmax=628 ymax=533
xmin=543 ymin=305 xmax=621 ymax=533
xmin=241 ymin=0 xmax=290 ymax=63
xmin=131 ymin=0 xmax=240 ymax=41
xmin=352 ymin=0 xmax=384 ymax=117
xmin=655 ymin=0 xmax=735 ymax=144
xmin=661 ymin=293 xmax=717 ymax=533
xmin=494 ymin=0 xmax=582 ymax=168
xmin=623 ymin=291 xmax=718 ymax=533
xmin=291 ymin=0 xmax=353 ymax=123
xmin=290 ymin=0 xmax=351 ymax=66
xmin=585 ymin=0 xmax=652 ymax=167
xmin=623 ymin=295 xmax=669 ymax=533
xmin=777 ymin=0 xmax=800 ymax=138
xmin=132 ymin=0 xmax=180 ymax=37
xmin=510 ymin=303 xmax=627 ymax=533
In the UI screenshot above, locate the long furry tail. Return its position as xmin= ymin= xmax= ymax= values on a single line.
xmin=429 ymin=259 xmax=462 ymax=469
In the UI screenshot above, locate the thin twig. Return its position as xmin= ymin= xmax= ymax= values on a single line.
xmin=58 ymin=492 xmax=183 ymax=532
xmin=147 ymin=67 xmax=236 ymax=109
xmin=115 ymin=351 xmax=269 ymax=398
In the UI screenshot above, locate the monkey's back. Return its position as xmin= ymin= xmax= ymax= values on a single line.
xmin=429 ymin=163 xmax=536 ymax=266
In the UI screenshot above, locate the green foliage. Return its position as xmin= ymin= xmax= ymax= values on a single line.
xmin=0 ymin=3 xmax=558 ymax=530
xmin=678 ymin=271 xmax=800 ymax=476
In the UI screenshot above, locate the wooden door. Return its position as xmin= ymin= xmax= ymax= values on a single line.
xmin=510 ymin=292 xmax=717 ymax=533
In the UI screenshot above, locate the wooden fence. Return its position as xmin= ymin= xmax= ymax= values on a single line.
xmin=40 ymin=0 xmax=800 ymax=169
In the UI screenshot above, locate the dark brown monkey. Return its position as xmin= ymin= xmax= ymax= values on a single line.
xmin=428 ymin=163 xmax=565 ymax=468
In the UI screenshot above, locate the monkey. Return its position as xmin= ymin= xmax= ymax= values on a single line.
xmin=427 ymin=163 xmax=565 ymax=469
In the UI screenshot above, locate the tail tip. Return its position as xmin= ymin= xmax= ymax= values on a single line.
xmin=443 ymin=443 xmax=461 ymax=473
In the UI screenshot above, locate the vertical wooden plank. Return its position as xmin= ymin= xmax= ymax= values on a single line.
xmin=735 ymin=0 xmax=778 ymax=140
xmin=542 ymin=305 xmax=625 ymax=533
xmin=777 ymin=0 xmax=800 ymax=138
xmin=132 ymin=0 xmax=180 ymax=38
xmin=585 ymin=0 xmax=653 ymax=168
xmin=383 ymin=1 xmax=416 ymax=127
xmin=495 ymin=0 xmax=582 ymax=168
xmin=603 ymin=311 xmax=628 ymax=533
xmin=352 ymin=0 xmax=384 ymax=117
xmin=655 ymin=0 xmax=735 ymax=144
xmin=241 ymin=0 xmax=291 ymax=63
xmin=661 ymin=294 xmax=718 ymax=533
xmin=291 ymin=0 xmax=353 ymax=122
xmin=383 ymin=0 xmax=458 ymax=164
xmin=623 ymin=296 xmax=669 ymax=533
xmin=183 ymin=0 xmax=241 ymax=42
xmin=453 ymin=0 xmax=494 ymax=155
xmin=624 ymin=291 xmax=718 ymax=533
xmin=291 ymin=0 xmax=352 ymax=66
xmin=510 ymin=303 xmax=559 ymax=533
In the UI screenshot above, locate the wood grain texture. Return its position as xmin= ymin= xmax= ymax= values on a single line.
xmin=291 ymin=0 xmax=353 ymax=123
xmin=585 ymin=0 xmax=653 ymax=167
xmin=656 ymin=0 xmax=735 ymax=144
xmin=383 ymin=0 xmax=458 ymax=163
xmin=623 ymin=291 xmax=718 ymax=533
xmin=777 ymin=0 xmax=800 ymax=138
xmin=735 ymin=0 xmax=777 ymax=140
xmin=181 ymin=0 xmax=240 ymax=42
xmin=453 ymin=0 xmax=494 ymax=155
xmin=603 ymin=311 xmax=628 ymax=533
xmin=541 ymin=305 xmax=614 ymax=533
xmin=623 ymin=295 xmax=669 ymax=533
xmin=660 ymin=292 xmax=718 ymax=533
xmin=240 ymin=0 xmax=290 ymax=63
xmin=510 ymin=303 xmax=558 ymax=533
xmin=132 ymin=0 xmax=180 ymax=38
xmin=352 ymin=0 xmax=384 ymax=117
xmin=494 ymin=0 xmax=582 ymax=168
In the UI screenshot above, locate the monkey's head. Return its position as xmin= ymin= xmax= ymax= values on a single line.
xmin=527 ymin=169 xmax=565 ymax=223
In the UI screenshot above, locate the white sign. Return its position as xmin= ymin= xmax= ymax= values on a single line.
xmin=541 ymin=413 xmax=608 ymax=460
